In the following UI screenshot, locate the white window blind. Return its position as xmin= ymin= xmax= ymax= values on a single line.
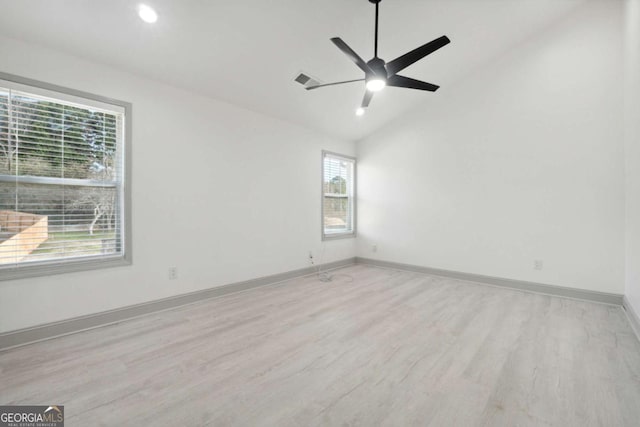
xmin=322 ymin=151 xmax=356 ymax=239
xmin=0 ymin=77 xmax=128 ymax=277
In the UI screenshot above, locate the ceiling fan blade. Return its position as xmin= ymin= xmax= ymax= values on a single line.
xmin=386 ymin=35 xmax=450 ymax=76
xmin=306 ymin=78 xmax=365 ymax=90
xmin=362 ymin=90 xmax=374 ymax=108
xmin=331 ymin=37 xmax=374 ymax=75
xmin=388 ymin=75 xmax=439 ymax=92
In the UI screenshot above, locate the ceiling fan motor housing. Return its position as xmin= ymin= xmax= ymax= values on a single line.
xmin=366 ymin=57 xmax=388 ymax=80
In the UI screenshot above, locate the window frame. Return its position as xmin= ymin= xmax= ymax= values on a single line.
xmin=0 ymin=71 xmax=132 ymax=281
xmin=321 ymin=150 xmax=357 ymax=241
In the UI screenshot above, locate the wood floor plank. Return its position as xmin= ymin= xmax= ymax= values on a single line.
xmin=1 ymin=265 xmax=639 ymax=426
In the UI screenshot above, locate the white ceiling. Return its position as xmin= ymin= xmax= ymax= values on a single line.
xmin=0 ymin=0 xmax=584 ymax=141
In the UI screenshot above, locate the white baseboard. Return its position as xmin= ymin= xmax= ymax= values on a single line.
xmin=356 ymin=257 xmax=624 ymax=306
xmin=0 ymin=257 xmax=356 ymax=351
xmin=3 ymin=257 xmax=633 ymax=352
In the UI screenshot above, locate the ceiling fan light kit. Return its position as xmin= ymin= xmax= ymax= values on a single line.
xmin=366 ymin=78 xmax=386 ymax=92
xmin=306 ymin=0 xmax=450 ymax=114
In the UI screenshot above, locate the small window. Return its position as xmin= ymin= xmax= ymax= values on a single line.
xmin=0 ymin=73 xmax=131 ymax=279
xmin=322 ymin=151 xmax=356 ymax=240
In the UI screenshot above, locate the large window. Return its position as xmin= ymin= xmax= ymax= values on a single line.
xmin=322 ymin=151 xmax=356 ymax=240
xmin=0 ymin=73 xmax=130 ymax=279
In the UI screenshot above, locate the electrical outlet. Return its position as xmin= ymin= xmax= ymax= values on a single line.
xmin=534 ymin=260 xmax=543 ymax=271
xmin=372 ymin=244 xmax=377 ymax=253
xmin=308 ymin=251 xmax=314 ymax=265
xmin=168 ymin=267 xmax=178 ymax=280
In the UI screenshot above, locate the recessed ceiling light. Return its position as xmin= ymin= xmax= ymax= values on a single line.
xmin=138 ymin=4 xmax=158 ymax=23
xmin=366 ymin=78 xmax=386 ymax=92
xmin=355 ymin=107 xmax=365 ymax=116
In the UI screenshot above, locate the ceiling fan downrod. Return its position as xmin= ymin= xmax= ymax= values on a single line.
xmin=371 ymin=0 xmax=381 ymax=58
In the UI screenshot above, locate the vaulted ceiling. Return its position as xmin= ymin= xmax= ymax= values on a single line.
xmin=0 ymin=0 xmax=584 ymax=140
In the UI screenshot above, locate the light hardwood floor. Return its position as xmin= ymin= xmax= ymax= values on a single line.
xmin=1 ymin=265 xmax=640 ymax=426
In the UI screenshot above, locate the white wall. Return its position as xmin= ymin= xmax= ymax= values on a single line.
xmin=624 ymin=0 xmax=640 ymax=313
xmin=357 ymin=1 xmax=625 ymax=294
xmin=0 ymin=36 xmax=356 ymax=333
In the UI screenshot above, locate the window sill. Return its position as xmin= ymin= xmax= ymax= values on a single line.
xmin=0 ymin=255 xmax=131 ymax=281
xmin=322 ymin=232 xmax=357 ymax=241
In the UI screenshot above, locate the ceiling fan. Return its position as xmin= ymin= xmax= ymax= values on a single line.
xmin=307 ymin=0 xmax=450 ymax=115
